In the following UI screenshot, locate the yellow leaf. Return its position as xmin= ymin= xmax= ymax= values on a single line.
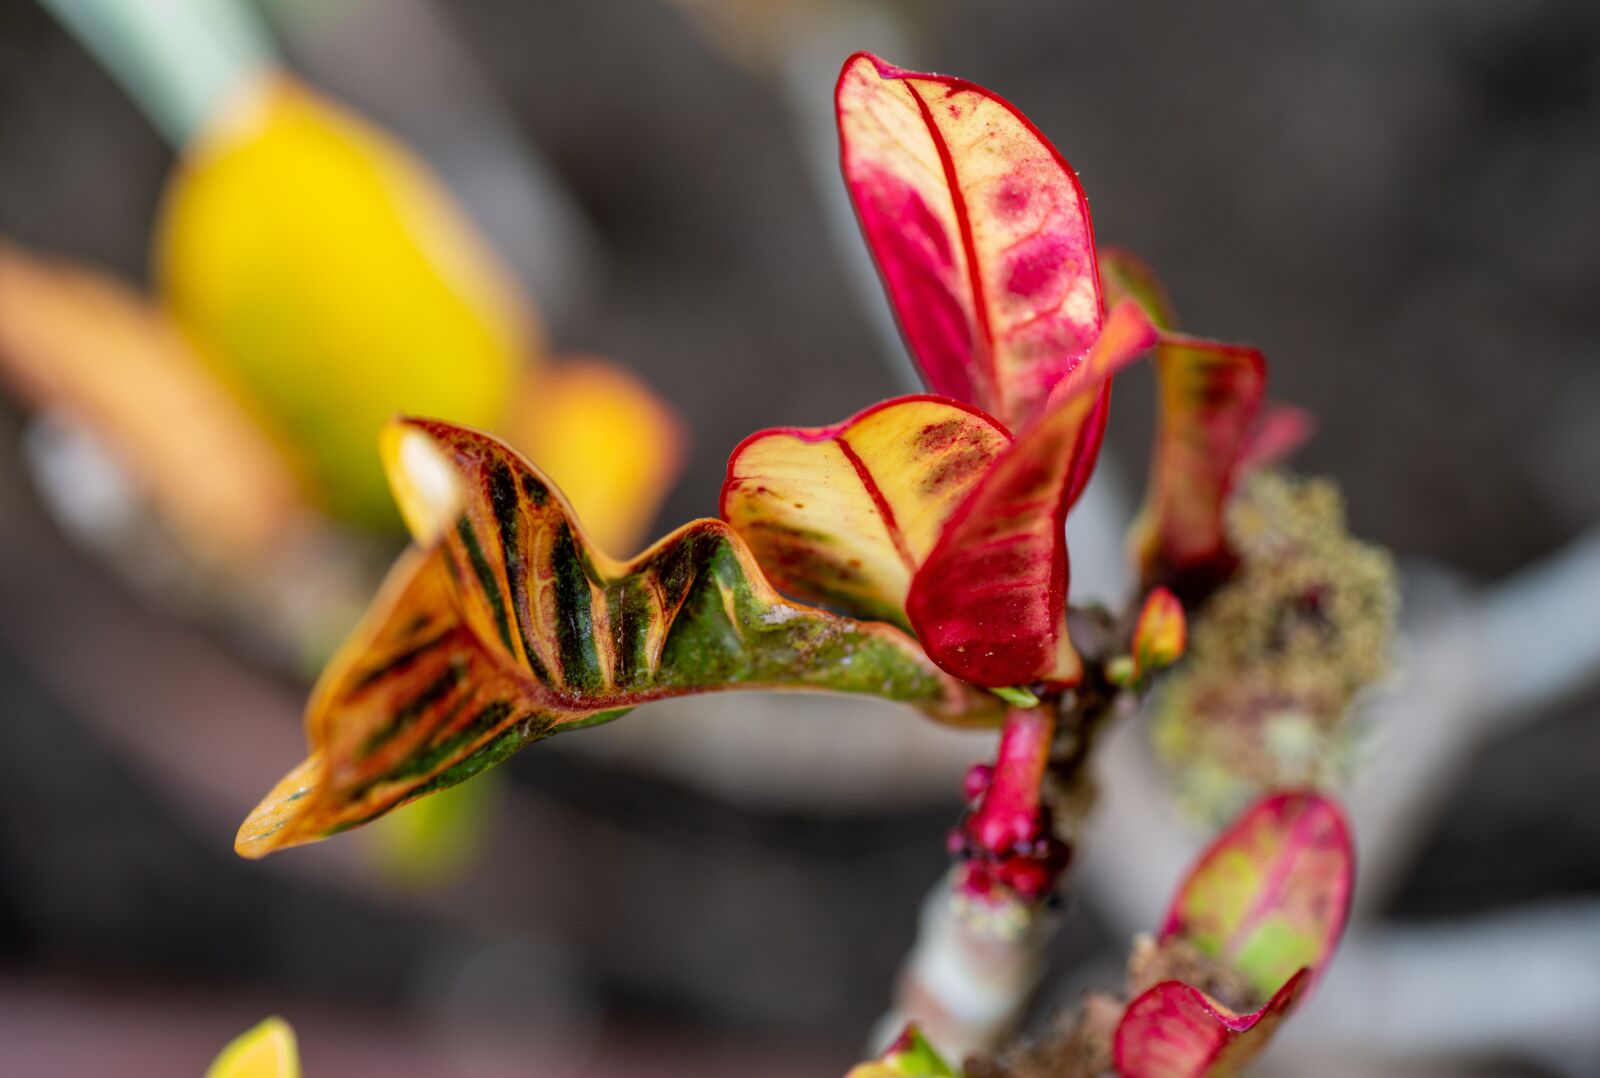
xmin=504 ymin=358 xmax=685 ymax=557
xmin=155 ymin=72 xmax=535 ymax=528
xmin=206 ymin=1017 xmax=301 ymax=1078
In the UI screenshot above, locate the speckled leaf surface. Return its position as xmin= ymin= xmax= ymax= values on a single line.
xmin=837 ymin=52 xmax=1102 ymax=429
xmin=721 ymin=394 xmax=1009 ymax=628
xmin=238 ymin=420 xmax=996 ymax=856
xmin=1112 ymin=970 xmax=1309 ymax=1078
xmin=1162 ymin=792 xmax=1353 ymax=998
xmin=906 ymin=301 xmax=1156 ymax=686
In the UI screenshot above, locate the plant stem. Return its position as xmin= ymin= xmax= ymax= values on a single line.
xmin=968 ymin=706 xmax=1054 ymax=854
xmin=881 ymin=673 xmax=1126 ymax=1062
xmin=36 ymin=0 xmax=274 ymax=145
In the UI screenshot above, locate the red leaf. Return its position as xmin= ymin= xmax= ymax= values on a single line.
xmin=906 ymin=302 xmax=1156 ymax=686
xmin=1112 ymin=970 xmax=1309 ymax=1078
xmin=837 ymin=52 xmax=1103 ymax=430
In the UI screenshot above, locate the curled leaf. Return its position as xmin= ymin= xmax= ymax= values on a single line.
xmin=906 ymin=301 xmax=1156 ymax=687
xmin=206 ymin=1016 xmax=301 ymax=1078
xmin=1162 ymin=792 xmax=1353 ymax=998
xmin=1129 ymin=334 xmax=1266 ymax=591
xmin=157 ymin=74 xmax=533 ymax=527
xmin=1112 ymin=970 xmax=1309 ymax=1078
xmin=238 ymin=420 xmax=997 ymax=856
xmin=505 ymin=357 xmax=686 ymax=556
xmin=721 ymin=394 xmax=1010 ymax=627
xmin=837 ymin=52 xmax=1102 ymax=429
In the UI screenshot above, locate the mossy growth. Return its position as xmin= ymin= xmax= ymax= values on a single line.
xmin=1152 ymin=472 xmax=1399 ymax=822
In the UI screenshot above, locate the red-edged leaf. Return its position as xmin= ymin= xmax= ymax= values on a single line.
xmin=720 ymin=394 xmax=1010 ymax=628
xmin=1099 ymin=246 xmax=1178 ymax=332
xmin=1162 ymin=792 xmax=1353 ymax=998
xmin=1112 ymin=970 xmax=1310 ymax=1078
xmin=906 ymin=302 xmax=1156 ymax=687
xmin=1131 ymin=586 xmax=1187 ymax=678
xmin=1129 ymin=334 xmax=1266 ymax=591
xmin=837 ymin=52 xmax=1102 ymax=430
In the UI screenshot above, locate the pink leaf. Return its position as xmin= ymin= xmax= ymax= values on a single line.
xmin=1237 ymin=400 xmax=1316 ymax=474
xmin=1162 ymin=792 xmax=1354 ymax=999
xmin=836 ymin=52 xmax=1103 ymax=430
xmin=1112 ymin=970 xmax=1310 ymax=1078
xmin=906 ymin=302 xmax=1156 ymax=687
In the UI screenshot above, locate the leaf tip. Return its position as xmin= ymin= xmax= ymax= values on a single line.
xmin=380 ymin=416 xmax=466 ymax=544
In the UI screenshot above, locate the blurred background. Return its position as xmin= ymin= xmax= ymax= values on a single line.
xmin=1 ymin=0 xmax=1597 ymax=1075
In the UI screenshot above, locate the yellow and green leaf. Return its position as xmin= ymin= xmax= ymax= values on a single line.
xmin=237 ymin=419 xmax=998 ymax=857
xmin=1132 ymin=586 xmax=1187 ymax=679
xmin=206 ymin=1017 xmax=301 ymax=1078
xmin=721 ymin=394 xmax=1010 ymax=628
xmin=845 ymin=1024 xmax=958 ymax=1078
xmin=837 ymin=52 xmax=1103 ymax=430
xmin=1098 ymin=246 xmax=1178 ymax=332
xmin=156 ymin=73 xmax=534 ymax=528
xmin=1161 ymin=792 xmax=1353 ymax=999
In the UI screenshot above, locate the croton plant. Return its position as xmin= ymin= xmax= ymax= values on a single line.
xmin=234 ymin=53 xmax=1390 ymax=1077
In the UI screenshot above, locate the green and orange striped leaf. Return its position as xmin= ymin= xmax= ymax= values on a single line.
xmin=237 ymin=419 xmax=998 ymax=857
xmin=720 ymin=394 xmax=1010 ymax=628
xmin=906 ymin=301 xmax=1156 ymax=687
xmin=837 ymin=52 xmax=1103 ymax=430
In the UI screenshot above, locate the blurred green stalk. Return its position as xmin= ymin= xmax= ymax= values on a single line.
xmin=36 ymin=0 xmax=275 ymax=144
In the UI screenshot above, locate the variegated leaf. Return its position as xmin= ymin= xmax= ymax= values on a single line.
xmin=845 ymin=1024 xmax=957 ymax=1078
xmin=1162 ymin=792 xmax=1353 ymax=999
xmin=837 ymin=52 xmax=1102 ymax=430
xmin=721 ymin=394 xmax=1010 ymax=628
xmin=1112 ymin=970 xmax=1309 ymax=1078
xmin=1131 ymin=586 xmax=1187 ymax=679
xmin=906 ymin=301 xmax=1156 ymax=687
xmin=238 ymin=419 xmax=997 ymax=857
xmin=1099 ymin=246 xmax=1178 ymax=332
xmin=1129 ymin=335 xmax=1266 ymax=591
